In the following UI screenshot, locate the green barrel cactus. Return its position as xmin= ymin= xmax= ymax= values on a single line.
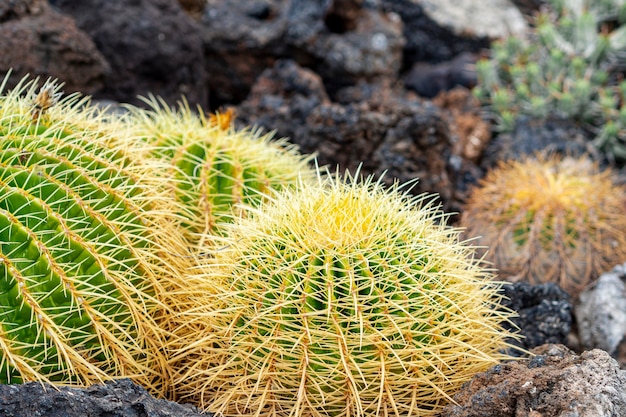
xmin=126 ymin=97 xmax=316 ymax=246
xmin=460 ymin=154 xmax=626 ymax=297
xmin=0 ymin=76 xmax=191 ymax=394
xmin=169 ymin=171 xmax=519 ymax=417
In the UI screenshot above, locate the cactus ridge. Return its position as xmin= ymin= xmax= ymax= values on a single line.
xmin=461 ymin=154 xmax=626 ymax=297
xmin=0 ymin=76 xmax=188 ymax=393
xmin=126 ymin=96 xmax=316 ymax=244
xmin=170 ymin=171 xmax=519 ymax=417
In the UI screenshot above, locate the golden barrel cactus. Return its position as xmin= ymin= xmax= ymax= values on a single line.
xmin=125 ymin=98 xmax=316 ymax=246
xmin=169 ymin=171 xmax=518 ymax=417
xmin=0 ymin=76 xmax=191 ymax=395
xmin=460 ymin=154 xmax=626 ymax=297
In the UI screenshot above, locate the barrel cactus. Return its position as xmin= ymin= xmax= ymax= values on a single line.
xmin=169 ymin=171 xmax=519 ymax=417
xmin=126 ymin=97 xmax=316 ymax=246
xmin=0 ymin=76 xmax=191 ymax=394
xmin=460 ymin=154 xmax=626 ymax=297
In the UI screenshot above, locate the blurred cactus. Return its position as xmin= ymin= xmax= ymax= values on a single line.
xmin=460 ymin=154 xmax=626 ymax=298
xmin=0 ymin=75 xmax=192 ymax=394
xmin=169 ymin=171 xmax=519 ymax=417
xmin=474 ymin=0 xmax=626 ymax=162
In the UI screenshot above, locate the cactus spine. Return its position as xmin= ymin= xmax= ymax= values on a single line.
xmin=126 ymin=98 xmax=316 ymax=246
xmin=460 ymin=154 xmax=626 ymax=297
xmin=0 ymin=76 xmax=190 ymax=394
xmin=169 ymin=171 xmax=518 ymax=417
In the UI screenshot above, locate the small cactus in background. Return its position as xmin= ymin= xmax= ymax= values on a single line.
xmin=0 ymin=76 xmax=191 ymax=394
xmin=169 ymin=171 xmax=519 ymax=417
xmin=474 ymin=0 xmax=626 ymax=161
xmin=125 ymin=97 xmax=316 ymax=246
xmin=460 ymin=154 xmax=626 ymax=297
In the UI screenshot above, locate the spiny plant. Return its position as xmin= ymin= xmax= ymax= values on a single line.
xmin=0 ymin=75 xmax=192 ymax=395
xmin=460 ymin=154 xmax=626 ymax=298
xmin=474 ymin=0 xmax=626 ymax=161
xmin=168 ymin=170 xmax=520 ymax=417
xmin=124 ymin=97 xmax=316 ymax=247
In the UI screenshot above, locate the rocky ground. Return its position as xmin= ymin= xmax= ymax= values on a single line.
xmin=1 ymin=0 xmax=626 ymax=416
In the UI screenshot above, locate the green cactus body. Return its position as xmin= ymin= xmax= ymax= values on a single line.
xmin=127 ymin=98 xmax=315 ymax=246
xmin=170 ymin=172 xmax=519 ymax=417
xmin=461 ymin=154 xmax=626 ymax=297
xmin=0 ymin=77 xmax=189 ymax=394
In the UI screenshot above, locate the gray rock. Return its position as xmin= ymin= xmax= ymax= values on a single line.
xmin=575 ymin=263 xmax=626 ymax=355
xmin=0 ymin=379 xmax=209 ymax=417
xmin=417 ymin=0 xmax=527 ymax=40
xmin=440 ymin=344 xmax=626 ymax=417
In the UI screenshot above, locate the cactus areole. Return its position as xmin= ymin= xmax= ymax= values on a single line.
xmin=0 ymin=76 xmax=179 ymax=393
xmin=173 ymin=172 xmax=518 ymax=417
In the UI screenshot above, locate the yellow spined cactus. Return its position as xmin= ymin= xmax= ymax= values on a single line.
xmin=0 ymin=75 xmax=193 ymax=395
xmin=125 ymin=97 xmax=316 ymax=247
xmin=460 ymin=154 xmax=626 ymax=297
xmin=169 ymin=171 xmax=519 ymax=417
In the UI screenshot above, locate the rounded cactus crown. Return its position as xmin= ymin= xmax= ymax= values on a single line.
xmin=171 ymin=171 xmax=519 ymax=417
xmin=125 ymin=97 xmax=316 ymax=245
xmin=461 ymin=154 xmax=626 ymax=297
xmin=0 ymin=75 xmax=190 ymax=393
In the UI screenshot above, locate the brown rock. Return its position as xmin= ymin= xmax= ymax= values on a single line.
xmin=0 ymin=0 xmax=108 ymax=94
xmin=440 ymin=344 xmax=626 ymax=417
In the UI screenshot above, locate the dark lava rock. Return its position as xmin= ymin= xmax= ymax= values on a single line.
xmin=439 ymin=344 xmax=626 ymax=417
xmin=0 ymin=0 xmax=108 ymax=93
xmin=404 ymin=52 xmax=479 ymax=98
xmin=50 ymin=0 xmax=207 ymax=107
xmin=236 ymin=59 xmax=482 ymax=213
xmin=481 ymin=116 xmax=598 ymax=169
xmin=199 ymin=0 xmax=404 ymax=107
xmin=499 ymin=282 xmax=573 ymax=355
xmin=0 ymin=379 xmax=208 ymax=417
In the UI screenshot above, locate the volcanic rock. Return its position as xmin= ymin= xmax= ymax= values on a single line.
xmin=0 ymin=379 xmax=208 ymax=417
xmin=50 ymin=0 xmax=207 ymax=108
xmin=440 ymin=344 xmax=626 ymax=417
xmin=0 ymin=0 xmax=108 ymax=93
xmin=235 ymin=59 xmax=483 ymax=212
xmin=499 ymin=282 xmax=573 ymax=355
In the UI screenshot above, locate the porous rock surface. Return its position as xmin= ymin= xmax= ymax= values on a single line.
xmin=49 ymin=0 xmax=207 ymax=107
xmin=0 ymin=379 xmax=208 ymax=417
xmin=439 ymin=344 xmax=626 ymax=417
xmin=235 ymin=59 xmax=486 ymax=212
xmin=499 ymin=282 xmax=573 ymax=354
xmin=0 ymin=0 xmax=108 ymax=93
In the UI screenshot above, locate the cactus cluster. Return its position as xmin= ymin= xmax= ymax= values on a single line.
xmin=0 ymin=76 xmax=191 ymax=394
xmin=125 ymin=97 xmax=316 ymax=246
xmin=460 ymin=154 xmax=626 ymax=297
xmin=0 ymin=73 xmax=523 ymax=416
xmin=474 ymin=0 xmax=626 ymax=161
xmin=169 ymin=172 xmax=519 ymax=417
